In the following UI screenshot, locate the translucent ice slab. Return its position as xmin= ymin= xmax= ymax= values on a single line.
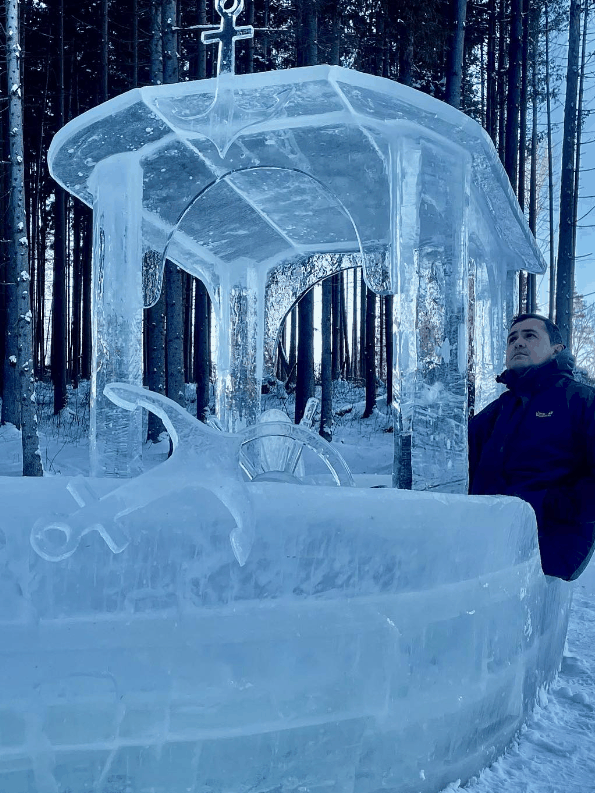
xmin=0 ymin=475 xmax=570 ymax=793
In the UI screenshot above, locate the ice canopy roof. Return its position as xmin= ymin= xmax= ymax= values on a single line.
xmin=49 ymin=65 xmax=545 ymax=288
xmin=48 ymin=63 xmax=545 ymax=485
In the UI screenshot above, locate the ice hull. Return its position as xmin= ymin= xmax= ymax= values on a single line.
xmin=0 ymin=477 xmax=570 ymax=792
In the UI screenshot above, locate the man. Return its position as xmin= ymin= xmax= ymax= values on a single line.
xmin=468 ymin=313 xmax=595 ymax=581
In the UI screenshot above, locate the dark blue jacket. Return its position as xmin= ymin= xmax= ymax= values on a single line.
xmin=468 ymin=352 xmax=595 ymax=580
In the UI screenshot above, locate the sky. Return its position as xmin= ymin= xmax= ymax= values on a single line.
xmin=536 ymin=22 xmax=595 ymax=309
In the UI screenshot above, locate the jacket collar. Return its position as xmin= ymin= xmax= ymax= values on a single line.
xmin=496 ymin=350 xmax=575 ymax=395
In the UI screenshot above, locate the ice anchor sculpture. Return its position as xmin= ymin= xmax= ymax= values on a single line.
xmin=30 ymin=387 xmax=354 ymax=565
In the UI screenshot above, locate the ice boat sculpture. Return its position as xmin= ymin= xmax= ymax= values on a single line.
xmin=0 ymin=464 xmax=571 ymax=793
xmin=0 ymin=3 xmax=571 ymax=792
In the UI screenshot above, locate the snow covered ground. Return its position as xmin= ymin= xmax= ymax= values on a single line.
xmin=451 ymin=560 xmax=595 ymax=793
xmin=1 ymin=382 xmax=594 ymax=792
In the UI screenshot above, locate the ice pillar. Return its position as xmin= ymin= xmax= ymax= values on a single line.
xmin=392 ymin=140 xmax=470 ymax=493
xmin=391 ymin=138 xmax=421 ymax=490
xmin=213 ymin=265 xmax=262 ymax=433
xmin=505 ymin=269 xmax=518 ymax=327
xmin=89 ymin=155 xmax=144 ymax=477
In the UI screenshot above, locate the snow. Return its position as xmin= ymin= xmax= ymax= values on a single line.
xmin=455 ymin=562 xmax=595 ymax=793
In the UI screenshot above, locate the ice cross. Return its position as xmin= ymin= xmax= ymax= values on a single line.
xmin=202 ymin=0 xmax=254 ymax=76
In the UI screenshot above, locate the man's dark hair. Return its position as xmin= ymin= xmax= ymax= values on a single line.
xmin=510 ymin=313 xmax=564 ymax=347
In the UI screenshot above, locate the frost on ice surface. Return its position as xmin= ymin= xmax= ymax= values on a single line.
xmin=62 ymin=383 xmax=253 ymax=565
xmin=0 ymin=473 xmax=571 ymax=793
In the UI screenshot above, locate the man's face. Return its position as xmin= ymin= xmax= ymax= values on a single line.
xmin=506 ymin=318 xmax=563 ymax=371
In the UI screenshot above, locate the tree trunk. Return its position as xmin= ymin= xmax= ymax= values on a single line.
xmin=287 ymin=306 xmax=297 ymax=389
xmin=329 ymin=0 xmax=340 ymax=66
xmin=195 ymin=0 xmax=207 ymax=79
xmin=398 ymin=21 xmax=413 ymax=86
xmin=517 ymin=0 xmax=529 ymax=310
xmin=162 ymin=3 xmax=184 ymax=412
xmin=262 ymin=0 xmax=270 ymax=68
xmin=351 ymin=267 xmax=358 ymax=379
xmin=246 ymin=0 xmax=254 ymax=73
xmin=162 ymin=0 xmax=178 ymax=84
xmin=444 ymin=0 xmax=467 ymax=108
xmin=527 ymin=0 xmax=540 ymax=312
xmin=385 ymin=293 xmax=393 ymax=407
xmin=319 ymin=277 xmax=332 ymax=440
xmin=52 ymin=0 xmax=68 ymax=415
xmin=545 ymin=1 xmax=556 ymax=319
xmin=505 ymin=0 xmax=522 ymax=187
xmin=81 ymin=207 xmax=92 ymax=379
xmin=359 ymin=268 xmax=366 ymax=381
xmin=183 ymin=273 xmax=192 ymax=382
xmin=145 ymin=281 xmax=167 ymax=441
xmin=150 ymin=0 xmax=163 ymax=84
xmin=379 ymin=296 xmax=384 ymax=379
xmin=518 ymin=0 xmax=529 ymax=207
xmin=497 ymin=0 xmax=507 ymax=161
xmin=100 ymin=0 xmax=108 ymax=101
xmin=71 ymin=202 xmax=82 ymax=387
xmin=194 ymin=279 xmax=210 ymax=421
xmin=296 ymin=0 xmax=317 ymax=67
xmin=1 ymin=108 xmax=18 ymax=426
xmin=486 ymin=0 xmax=497 ymax=143
xmin=295 ymin=288 xmax=314 ymax=423
xmin=165 ymin=261 xmax=185 ymax=407
xmin=331 ymin=272 xmax=341 ymax=379
xmin=6 ymin=0 xmax=43 ymax=474
xmin=362 ymin=286 xmax=376 ymax=418
xmin=0 ymin=84 xmax=6 ymax=399
xmin=144 ymin=0 xmax=166 ymax=441
xmin=132 ymin=0 xmax=139 ymax=87
xmin=340 ymin=269 xmax=349 ymax=376
xmin=572 ymin=0 xmax=588 ymax=270
xmin=555 ymin=0 xmax=581 ymax=347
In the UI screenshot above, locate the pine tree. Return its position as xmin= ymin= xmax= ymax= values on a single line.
xmin=555 ymin=0 xmax=581 ymax=347
xmin=320 ymin=277 xmax=332 ymax=440
xmin=444 ymin=0 xmax=468 ymax=108
xmin=6 ymin=0 xmax=43 ymax=475
xmin=51 ymin=0 xmax=68 ymax=414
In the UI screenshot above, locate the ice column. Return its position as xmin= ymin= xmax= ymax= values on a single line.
xmin=468 ymin=253 xmax=507 ymax=414
xmin=89 ymin=155 xmax=144 ymax=477
xmin=392 ymin=140 xmax=470 ymax=493
xmin=505 ymin=269 xmax=519 ymax=326
xmin=391 ymin=138 xmax=421 ymax=490
xmin=213 ymin=265 xmax=262 ymax=433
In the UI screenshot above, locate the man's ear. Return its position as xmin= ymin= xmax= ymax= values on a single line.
xmin=552 ymin=344 xmax=564 ymax=357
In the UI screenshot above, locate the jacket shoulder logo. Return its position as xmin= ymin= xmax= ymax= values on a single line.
xmin=535 ymin=410 xmax=553 ymax=417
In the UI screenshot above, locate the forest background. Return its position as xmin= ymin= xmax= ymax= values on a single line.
xmin=1 ymin=0 xmax=594 ymax=474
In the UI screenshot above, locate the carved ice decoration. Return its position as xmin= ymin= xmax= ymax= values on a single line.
xmin=48 ymin=11 xmax=545 ymax=487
